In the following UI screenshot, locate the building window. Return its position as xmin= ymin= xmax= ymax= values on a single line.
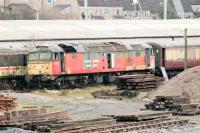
xmin=124 ymin=11 xmax=127 ymax=17
xmin=95 ymin=9 xmax=98 ymax=15
xmin=117 ymin=10 xmax=119 ymax=15
xmin=104 ymin=9 xmax=109 ymax=15
xmin=48 ymin=0 xmax=53 ymax=4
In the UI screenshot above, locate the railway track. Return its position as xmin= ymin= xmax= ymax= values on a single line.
xmin=53 ymin=118 xmax=189 ymax=133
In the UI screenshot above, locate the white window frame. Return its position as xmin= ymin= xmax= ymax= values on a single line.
xmin=48 ymin=0 xmax=53 ymax=4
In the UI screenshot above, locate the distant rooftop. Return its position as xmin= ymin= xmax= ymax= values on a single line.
xmin=139 ymin=0 xmax=175 ymax=14
xmin=77 ymin=0 xmax=133 ymax=8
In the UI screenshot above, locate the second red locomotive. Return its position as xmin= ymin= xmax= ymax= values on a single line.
xmin=27 ymin=42 xmax=155 ymax=88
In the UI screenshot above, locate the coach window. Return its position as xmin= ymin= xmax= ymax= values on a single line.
xmin=10 ymin=55 xmax=17 ymax=66
xmin=0 ymin=57 xmax=4 ymax=66
xmin=3 ymin=56 xmax=8 ymax=66
xmin=188 ymin=48 xmax=195 ymax=60
xmin=13 ymin=55 xmax=24 ymax=66
xmin=0 ymin=56 xmax=9 ymax=66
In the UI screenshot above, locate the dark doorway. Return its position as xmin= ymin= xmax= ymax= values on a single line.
xmin=107 ymin=54 xmax=111 ymax=68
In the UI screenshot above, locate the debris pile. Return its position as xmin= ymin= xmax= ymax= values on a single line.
xmin=169 ymin=104 xmax=200 ymax=116
xmin=151 ymin=66 xmax=200 ymax=103
xmin=54 ymin=114 xmax=189 ymax=133
xmin=145 ymin=93 xmax=200 ymax=116
xmin=92 ymin=90 xmax=137 ymax=100
xmin=0 ymin=108 xmax=69 ymax=132
xmin=92 ymin=74 xmax=164 ymax=100
xmin=0 ymin=95 xmax=16 ymax=110
xmin=116 ymin=74 xmax=164 ymax=91
xmin=106 ymin=111 xmax=171 ymax=121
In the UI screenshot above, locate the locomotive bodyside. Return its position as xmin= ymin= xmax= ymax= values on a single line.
xmin=63 ymin=43 xmax=154 ymax=74
xmin=27 ymin=42 xmax=155 ymax=88
xmin=148 ymin=40 xmax=200 ymax=77
xmin=0 ymin=49 xmax=28 ymax=90
xmin=164 ymin=46 xmax=200 ymax=70
xmin=0 ymin=53 xmax=27 ymax=77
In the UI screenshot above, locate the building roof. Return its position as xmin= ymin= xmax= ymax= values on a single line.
xmin=180 ymin=0 xmax=193 ymax=12
xmin=77 ymin=0 xmax=136 ymax=8
xmin=54 ymin=5 xmax=70 ymax=11
xmin=77 ymin=0 xmax=122 ymax=7
xmin=92 ymin=15 xmax=104 ymax=19
xmin=139 ymin=0 xmax=161 ymax=14
xmin=0 ymin=19 xmax=199 ymax=41
xmin=194 ymin=12 xmax=200 ymax=17
xmin=123 ymin=4 xmax=140 ymax=11
xmin=191 ymin=0 xmax=200 ymax=5
xmin=180 ymin=0 xmax=200 ymax=13
xmin=139 ymin=0 xmax=175 ymax=14
xmin=8 ymin=3 xmax=36 ymax=12
xmin=113 ymin=16 xmax=125 ymax=19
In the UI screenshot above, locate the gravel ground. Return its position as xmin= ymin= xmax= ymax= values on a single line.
xmin=132 ymin=124 xmax=200 ymax=133
xmin=150 ymin=66 xmax=200 ymax=103
xmin=8 ymin=88 xmax=144 ymax=120
xmin=1 ymin=85 xmax=200 ymax=132
xmin=0 ymin=128 xmax=36 ymax=133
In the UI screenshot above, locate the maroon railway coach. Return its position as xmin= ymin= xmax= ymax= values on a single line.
xmin=148 ymin=39 xmax=200 ymax=77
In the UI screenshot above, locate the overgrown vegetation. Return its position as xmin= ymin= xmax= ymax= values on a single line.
xmin=0 ymin=11 xmax=35 ymax=20
xmin=158 ymin=1 xmax=179 ymax=19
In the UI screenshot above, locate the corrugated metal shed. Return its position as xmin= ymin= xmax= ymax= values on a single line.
xmin=0 ymin=37 xmax=199 ymax=50
xmin=0 ymin=19 xmax=200 ymax=41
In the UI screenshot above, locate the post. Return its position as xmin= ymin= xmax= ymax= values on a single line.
xmin=70 ymin=0 xmax=72 ymax=19
xmin=84 ymin=0 xmax=88 ymax=19
xmin=41 ymin=0 xmax=43 ymax=13
xmin=3 ymin=0 xmax=5 ymax=13
xmin=184 ymin=28 xmax=188 ymax=70
xmin=36 ymin=11 xmax=39 ymax=20
xmin=164 ymin=0 xmax=168 ymax=19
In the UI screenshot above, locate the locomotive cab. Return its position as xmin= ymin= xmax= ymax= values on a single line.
xmin=131 ymin=43 xmax=155 ymax=70
xmin=27 ymin=46 xmax=62 ymax=76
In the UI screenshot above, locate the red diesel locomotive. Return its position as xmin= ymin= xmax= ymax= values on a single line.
xmin=27 ymin=42 xmax=155 ymax=88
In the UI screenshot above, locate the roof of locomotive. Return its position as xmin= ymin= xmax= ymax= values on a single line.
xmin=0 ymin=43 xmax=30 ymax=54
xmin=79 ymin=42 xmax=128 ymax=52
xmin=30 ymin=42 xmax=153 ymax=53
xmin=31 ymin=43 xmax=86 ymax=53
xmin=126 ymin=43 xmax=152 ymax=50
